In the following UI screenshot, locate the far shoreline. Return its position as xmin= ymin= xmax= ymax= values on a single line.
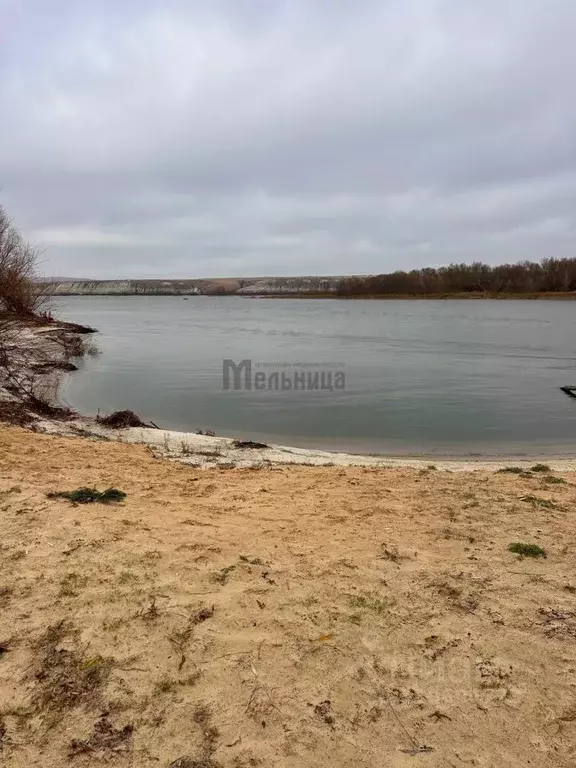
xmin=54 ymin=291 xmax=576 ymax=299
xmin=258 ymin=291 xmax=576 ymax=300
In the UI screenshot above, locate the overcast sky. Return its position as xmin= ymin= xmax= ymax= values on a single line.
xmin=1 ymin=0 xmax=575 ymax=278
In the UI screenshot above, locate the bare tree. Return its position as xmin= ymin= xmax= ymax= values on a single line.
xmin=0 ymin=204 xmax=51 ymax=317
xmin=0 ymin=204 xmax=58 ymax=419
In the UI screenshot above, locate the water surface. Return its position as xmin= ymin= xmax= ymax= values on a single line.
xmin=57 ymin=296 xmax=576 ymax=456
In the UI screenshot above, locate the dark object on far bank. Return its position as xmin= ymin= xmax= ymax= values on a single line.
xmin=560 ymin=386 xmax=576 ymax=399
xmin=232 ymin=439 xmax=269 ymax=450
xmin=47 ymin=487 xmax=126 ymax=504
xmin=97 ymin=409 xmax=151 ymax=429
xmin=196 ymin=429 xmax=216 ymax=436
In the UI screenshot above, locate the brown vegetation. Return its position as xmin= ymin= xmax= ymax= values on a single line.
xmin=0 ymin=203 xmax=54 ymax=415
xmin=338 ymin=257 xmax=576 ymax=297
xmin=0 ymin=204 xmax=50 ymax=318
xmin=97 ymin=409 xmax=152 ymax=429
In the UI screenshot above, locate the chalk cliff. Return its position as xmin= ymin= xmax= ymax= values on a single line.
xmin=49 ymin=277 xmax=343 ymax=296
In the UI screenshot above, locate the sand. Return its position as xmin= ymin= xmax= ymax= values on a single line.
xmin=36 ymin=420 xmax=576 ymax=472
xmin=1 ymin=425 xmax=576 ymax=767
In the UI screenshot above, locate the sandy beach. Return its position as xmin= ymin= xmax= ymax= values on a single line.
xmin=2 ymin=425 xmax=576 ymax=767
xmin=36 ymin=418 xmax=576 ymax=472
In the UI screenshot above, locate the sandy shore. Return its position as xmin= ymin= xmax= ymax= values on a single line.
xmin=36 ymin=418 xmax=576 ymax=471
xmin=1 ymin=425 xmax=576 ymax=766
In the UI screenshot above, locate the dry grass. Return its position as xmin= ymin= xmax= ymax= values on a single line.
xmin=1 ymin=425 xmax=576 ymax=767
xmin=31 ymin=621 xmax=114 ymax=714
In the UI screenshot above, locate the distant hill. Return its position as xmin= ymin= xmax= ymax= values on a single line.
xmin=46 ymin=276 xmax=344 ymax=296
xmin=44 ymin=257 xmax=576 ymax=299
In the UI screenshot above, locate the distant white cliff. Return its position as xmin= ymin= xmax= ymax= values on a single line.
xmin=48 ymin=277 xmax=343 ymax=296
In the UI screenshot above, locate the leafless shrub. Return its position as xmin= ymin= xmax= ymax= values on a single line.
xmin=0 ymin=204 xmax=51 ymax=317
xmin=0 ymin=205 xmax=97 ymax=424
xmin=0 ymin=205 xmax=52 ymax=415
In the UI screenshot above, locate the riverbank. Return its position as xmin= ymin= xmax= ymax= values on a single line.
xmin=0 ymin=315 xmax=96 ymax=426
xmin=1 ymin=425 xmax=576 ymax=767
xmin=46 ymin=278 xmax=576 ymax=299
xmin=263 ymin=291 xmax=576 ymax=300
xmin=35 ymin=417 xmax=576 ymax=470
xmin=50 ymin=287 xmax=576 ymax=300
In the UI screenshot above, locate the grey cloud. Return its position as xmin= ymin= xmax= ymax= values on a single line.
xmin=1 ymin=0 xmax=575 ymax=277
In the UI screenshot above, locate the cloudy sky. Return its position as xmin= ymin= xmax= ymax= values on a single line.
xmin=1 ymin=0 xmax=575 ymax=278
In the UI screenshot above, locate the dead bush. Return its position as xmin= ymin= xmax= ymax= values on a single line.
xmin=0 ymin=204 xmax=50 ymax=317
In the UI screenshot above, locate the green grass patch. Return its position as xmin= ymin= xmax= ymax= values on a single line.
xmin=508 ymin=542 xmax=547 ymax=558
xmin=543 ymin=475 xmax=567 ymax=485
xmin=47 ymin=487 xmax=126 ymax=504
xmin=531 ymin=464 xmax=551 ymax=473
xmin=497 ymin=467 xmax=524 ymax=474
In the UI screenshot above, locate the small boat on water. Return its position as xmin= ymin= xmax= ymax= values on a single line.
xmin=560 ymin=386 xmax=576 ymax=399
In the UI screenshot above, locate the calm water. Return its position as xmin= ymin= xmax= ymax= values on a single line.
xmin=57 ymin=296 xmax=576 ymax=456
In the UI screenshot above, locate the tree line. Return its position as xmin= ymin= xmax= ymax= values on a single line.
xmin=337 ymin=258 xmax=576 ymax=296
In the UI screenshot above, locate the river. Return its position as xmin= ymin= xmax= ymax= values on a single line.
xmin=57 ymin=296 xmax=576 ymax=456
